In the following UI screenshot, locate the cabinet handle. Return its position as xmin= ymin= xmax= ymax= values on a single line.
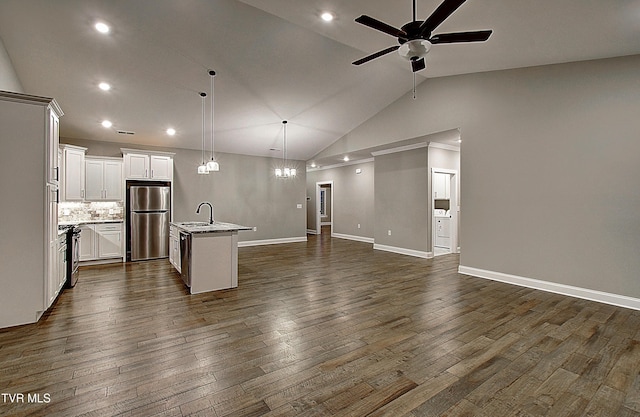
xmin=55 ymin=167 xmax=59 ymax=181
xmin=151 ymin=169 xmax=154 ymax=178
xmin=55 ymin=189 xmax=59 ymax=204
xmin=145 ymin=169 xmax=148 ymax=177
xmin=81 ymin=189 xmax=84 ymax=198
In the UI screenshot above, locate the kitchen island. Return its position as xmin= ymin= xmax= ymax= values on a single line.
xmin=171 ymin=221 xmax=252 ymax=294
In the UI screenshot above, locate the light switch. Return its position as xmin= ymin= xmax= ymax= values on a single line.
xmin=297 ymin=204 xmax=303 ymax=209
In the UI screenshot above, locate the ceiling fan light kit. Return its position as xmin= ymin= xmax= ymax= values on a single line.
xmin=353 ymin=0 xmax=492 ymax=73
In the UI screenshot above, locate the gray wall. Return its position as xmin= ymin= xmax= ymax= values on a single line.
xmin=306 ymin=161 xmax=375 ymax=239
xmin=0 ymin=36 xmax=23 ymax=92
xmin=374 ymin=148 xmax=429 ymax=253
xmin=61 ymin=138 xmax=307 ymax=242
xmin=312 ymin=54 xmax=640 ymax=299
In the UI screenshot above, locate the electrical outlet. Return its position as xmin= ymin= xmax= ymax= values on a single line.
xmin=388 ymin=230 xmax=391 ymax=236
xmin=296 ymin=204 xmax=302 ymax=209
xmin=253 ymin=227 xmax=257 ymax=231
xmin=357 ymin=223 xmax=361 ymax=229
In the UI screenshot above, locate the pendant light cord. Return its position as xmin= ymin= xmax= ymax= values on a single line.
xmin=209 ymin=70 xmax=216 ymax=160
xmin=200 ymin=92 xmax=207 ymax=164
xmin=282 ymin=120 xmax=287 ymax=165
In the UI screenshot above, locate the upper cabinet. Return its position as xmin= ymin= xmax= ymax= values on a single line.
xmin=60 ymin=145 xmax=86 ymax=201
xmin=47 ymin=107 xmax=61 ymax=185
xmin=121 ymin=148 xmax=174 ymax=181
xmin=85 ymin=157 xmax=123 ymax=201
xmin=433 ymin=172 xmax=451 ymax=200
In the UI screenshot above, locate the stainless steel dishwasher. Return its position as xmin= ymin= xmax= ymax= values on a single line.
xmin=179 ymin=232 xmax=191 ymax=287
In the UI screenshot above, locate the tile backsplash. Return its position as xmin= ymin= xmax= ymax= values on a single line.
xmin=59 ymin=201 xmax=124 ymax=223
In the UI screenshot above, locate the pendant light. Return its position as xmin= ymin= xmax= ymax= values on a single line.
xmin=206 ymin=70 xmax=219 ymax=172
xmin=197 ymin=92 xmax=208 ymax=174
xmin=275 ymin=120 xmax=296 ymax=178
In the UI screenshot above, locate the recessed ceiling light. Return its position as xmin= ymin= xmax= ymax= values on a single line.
xmin=95 ymin=22 xmax=110 ymax=34
xmin=101 ymin=120 xmax=112 ymax=128
xmin=166 ymin=128 xmax=176 ymax=136
xmin=343 ymin=156 xmax=349 ymax=162
xmin=310 ymin=163 xmax=317 ymax=168
xmin=98 ymin=82 xmax=111 ymax=91
xmin=321 ymin=12 xmax=334 ymax=22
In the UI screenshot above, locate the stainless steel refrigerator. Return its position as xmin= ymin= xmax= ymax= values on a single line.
xmin=129 ymin=185 xmax=170 ymax=261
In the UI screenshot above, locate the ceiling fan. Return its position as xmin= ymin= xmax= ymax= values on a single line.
xmin=353 ymin=0 xmax=492 ymax=72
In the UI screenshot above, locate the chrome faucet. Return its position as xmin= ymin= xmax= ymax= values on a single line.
xmin=196 ymin=202 xmax=214 ymax=224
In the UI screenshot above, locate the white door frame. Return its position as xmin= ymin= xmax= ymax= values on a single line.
xmin=316 ymin=181 xmax=333 ymax=235
xmin=431 ymin=168 xmax=458 ymax=255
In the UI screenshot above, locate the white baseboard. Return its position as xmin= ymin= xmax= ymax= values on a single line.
xmin=306 ymin=229 xmax=318 ymax=235
xmin=332 ymin=233 xmax=374 ymax=244
xmin=373 ymin=244 xmax=432 ymax=259
xmin=239 ymin=237 xmax=307 ymax=247
xmin=458 ymin=265 xmax=640 ymax=311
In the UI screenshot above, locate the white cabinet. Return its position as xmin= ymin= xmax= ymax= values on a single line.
xmin=85 ymin=157 xmax=123 ymax=201
xmin=435 ymin=217 xmax=451 ymax=248
xmin=125 ymin=153 xmax=149 ymax=179
xmin=60 ymin=145 xmax=86 ymax=201
xmin=79 ymin=225 xmax=96 ymax=261
xmin=169 ymin=225 xmax=181 ymax=273
xmin=121 ymin=148 xmax=174 ymax=181
xmin=150 ymin=155 xmax=172 ymax=180
xmin=79 ymin=223 xmax=123 ymax=262
xmin=48 ymin=234 xmax=67 ymax=307
xmin=47 ymin=108 xmax=61 ymax=185
xmin=96 ymin=223 xmax=123 ymax=258
xmin=433 ymin=172 xmax=451 ymax=199
xmin=0 ymin=91 xmax=63 ymax=328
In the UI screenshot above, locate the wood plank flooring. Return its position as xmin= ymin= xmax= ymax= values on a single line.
xmin=1 ymin=232 xmax=639 ymax=416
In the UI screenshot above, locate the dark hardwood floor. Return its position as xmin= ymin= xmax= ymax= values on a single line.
xmin=1 ymin=233 xmax=639 ymax=416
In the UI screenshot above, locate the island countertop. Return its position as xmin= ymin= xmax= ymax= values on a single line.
xmin=171 ymin=221 xmax=253 ymax=234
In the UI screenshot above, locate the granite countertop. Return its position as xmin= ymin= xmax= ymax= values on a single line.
xmin=171 ymin=221 xmax=253 ymax=234
xmin=59 ymin=219 xmax=124 ymax=226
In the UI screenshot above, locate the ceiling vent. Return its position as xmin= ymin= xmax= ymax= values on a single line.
xmin=117 ymin=130 xmax=135 ymax=135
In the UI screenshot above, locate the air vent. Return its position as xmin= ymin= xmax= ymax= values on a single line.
xmin=270 ymin=148 xmax=280 ymax=151
xmin=117 ymin=130 xmax=135 ymax=135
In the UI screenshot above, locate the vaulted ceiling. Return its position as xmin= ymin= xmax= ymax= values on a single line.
xmin=0 ymin=0 xmax=638 ymax=167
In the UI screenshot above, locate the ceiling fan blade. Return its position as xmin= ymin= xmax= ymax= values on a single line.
xmin=352 ymin=45 xmax=400 ymax=66
xmin=418 ymin=0 xmax=467 ymax=37
xmin=355 ymin=15 xmax=408 ymax=39
xmin=411 ymin=57 xmax=426 ymax=72
xmin=429 ymin=30 xmax=492 ymax=44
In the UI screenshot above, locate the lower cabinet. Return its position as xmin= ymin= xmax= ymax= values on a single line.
xmin=169 ymin=225 xmax=181 ymax=273
xmin=47 ymin=234 xmax=67 ymax=308
xmin=79 ymin=222 xmax=124 ymax=262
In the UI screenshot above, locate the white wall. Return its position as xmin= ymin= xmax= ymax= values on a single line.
xmin=313 ymin=55 xmax=640 ymax=302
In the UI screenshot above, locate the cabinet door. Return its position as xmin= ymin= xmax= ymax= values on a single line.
xmin=47 ymin=110 xmax=60 ymax=185
xmin=103 ymin=160 xmax=123 ymax=200
xmin=433 ymin=172 xmax=450 ymax=199
xmin=96 ymin=224 xmax=123 ymax=258
xmin=79 ymin=225 xmax=96 ymax=261
xmin=64 ymin=148 xmax=85 ymax=201
xmin=150 ymin=155 xmax=172 ymax=180
xmin=126 ymin=153 xmax=149 ymax=179
xmin=84 ymin=159 xmax=104 ymax=200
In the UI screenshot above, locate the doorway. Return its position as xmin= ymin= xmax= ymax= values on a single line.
xmin=315 ymin=181 xmax=333 ymax=235
xmin=431 ymin=168 xmax=458 ymax=256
